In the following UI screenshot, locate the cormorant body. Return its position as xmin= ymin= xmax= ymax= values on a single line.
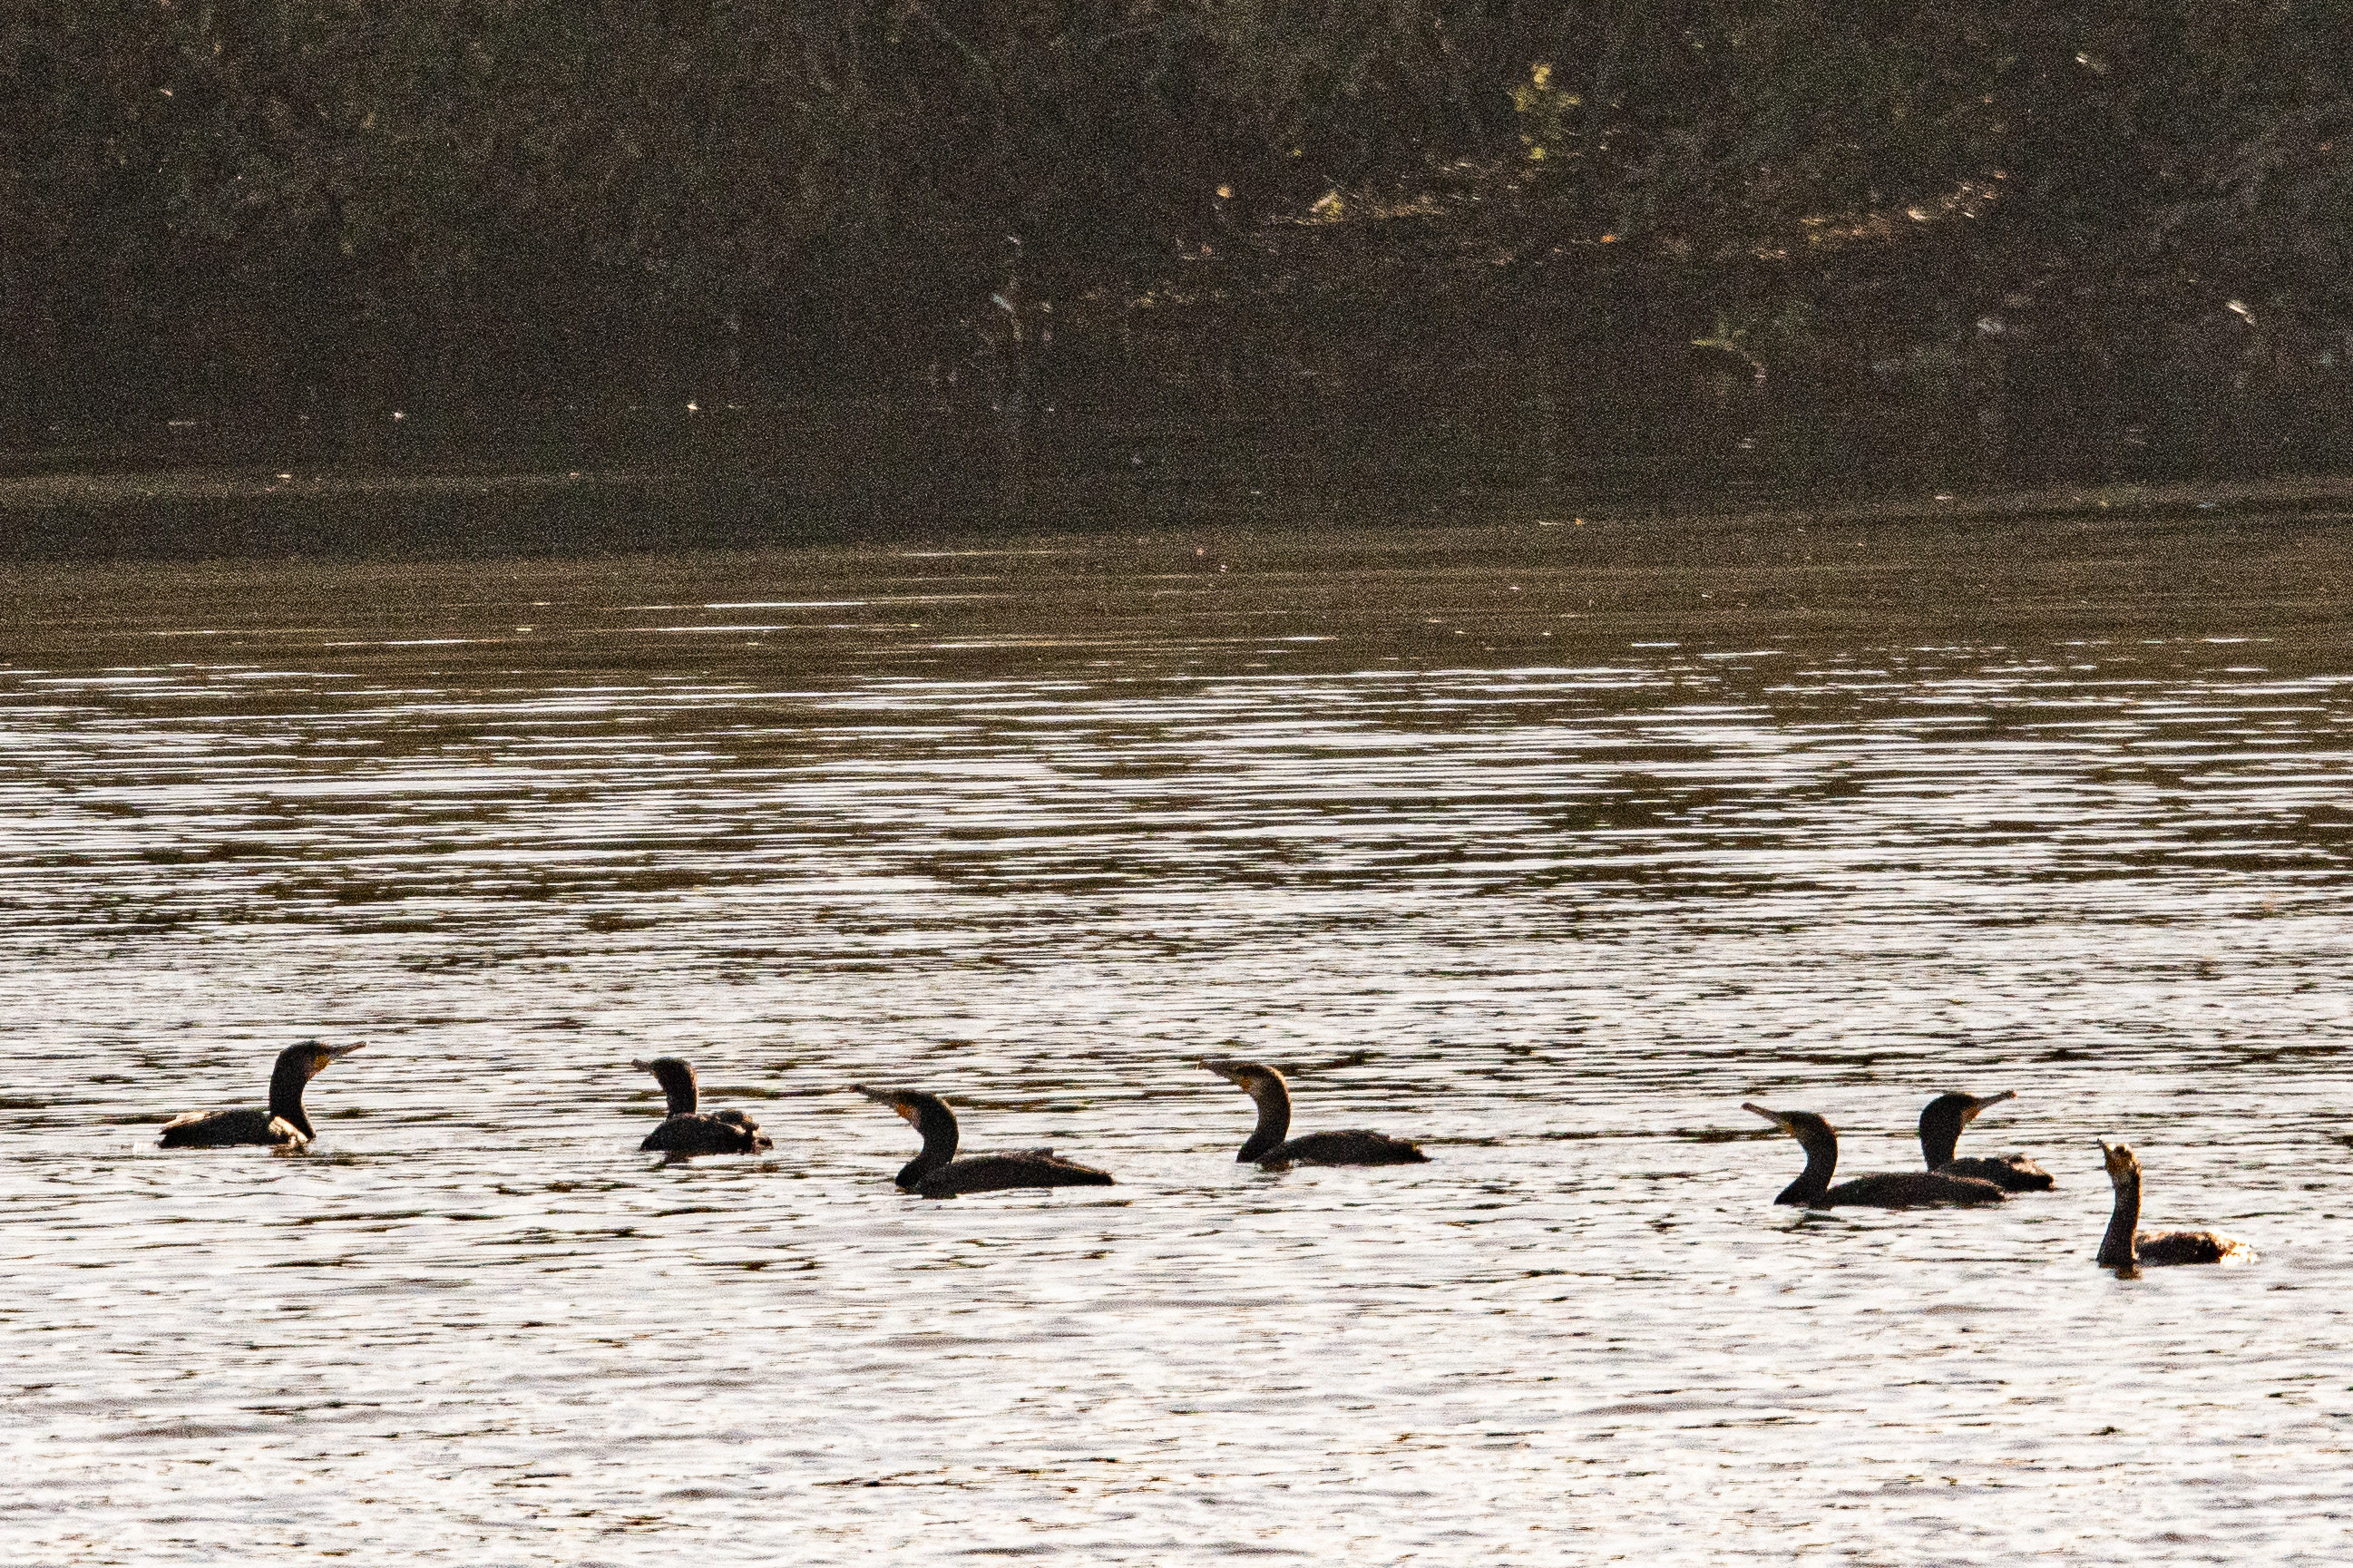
xmin=158 ymin=1041 xmax=365 ymax=1149
xmin=1203 ymin=1059 xmax=1427 ymax=1166
xmin=853 ymin=1086 xmax=1113 ymax=1197
xmin=1744 ymin=1104 xmax=2005 ymax=1207
xmin=1918 ymin=1090 xmax=2054 ymax=1191
xmin=634 ymin=1057 xmax=772 ymax=1154
xmin=2097 ymin=1140 xmax=2252 ymax=1267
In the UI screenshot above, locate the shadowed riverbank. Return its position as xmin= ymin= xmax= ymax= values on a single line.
xmin=7 ymin=407 xmax=2353 ymax=561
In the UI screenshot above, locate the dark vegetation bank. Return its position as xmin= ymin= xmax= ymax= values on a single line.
xmin=7 ymin=2 xmax=2353 ymax=519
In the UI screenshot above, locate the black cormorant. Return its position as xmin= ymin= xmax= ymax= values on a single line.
xmin=1743 ymin=1103 xmax=2005 ymax=1207
xmin=2096 ymin=1140 xmax=2253 ymax=1267
xmin=1918 ymin=1090 xmax=2054 ymax=1191
xmin=633 ymin=1057 xmax=773 ymax=1154
xmin=852 ymin=1086 xmax=1114 ymax=1197
xmin=158 ymin=1040 xmax=365 ymax=1149
xmin=1203 ymin=1059 xmax=1427 ymax=1166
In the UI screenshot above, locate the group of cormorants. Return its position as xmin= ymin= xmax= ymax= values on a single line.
xmin=156 ymin=1041 xmax=2250 ymax=1271
xmin=1743 ymin=1094 xmax=2253 ymax=1268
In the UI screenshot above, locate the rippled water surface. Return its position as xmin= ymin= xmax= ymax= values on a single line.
xmin=5 ymin=511 xmax=2353 ymax=1563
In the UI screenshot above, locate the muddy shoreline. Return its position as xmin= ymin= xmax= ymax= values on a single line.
xmin=6 ymin=450 xmax=2351 ymax=564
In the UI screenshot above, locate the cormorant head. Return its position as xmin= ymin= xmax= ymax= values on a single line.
xmin=1918 ymin=1090 xmax=2015 ymax=1161
xmin=1923 ymin=1089 xmax=2014 ymax=1128
xmin=263 ymin=1041 xmax=362 ymax=1130
xmin=2098 ymin=1139 xmax=2142 ymax=1188
xmin=853 ymin=1086 xmax=958 ymax=1128
xmin=852 ymin=1086 xmax=961 ymax=1165
xmin=632 ymin=1057 xmax=698 ymax=1115
xmin=1202 ymin=1058 xmax=1285 ymax=1102
xmin=1743 ymin=1103 xmax=1837 ymax=1152
xmin=279 ymin=1039 xmax=364 ymax=1080
xmin=854 ymin=1085 xmax=936 ymax=1119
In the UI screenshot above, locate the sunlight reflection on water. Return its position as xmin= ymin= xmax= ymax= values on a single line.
xmin=4 ymin=513 xmax=2351 ymax=1563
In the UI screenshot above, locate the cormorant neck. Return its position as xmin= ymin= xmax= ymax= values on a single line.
xmin=652 ymin=1062 xmax=698 ymax=1116
xmin=1919 ymin=1105 xmax=1965 ymax=1168
xmin=2098 ymin=1172 xmax=2142 ymax=1267
xmin=895 ymin=1098 xmax=961 ymax=1187
xmin=267 ymin=1052 xmax=317 ymax=1141
xmin=1774 ymin=1130 xmax=1838 ymax=1205
xmin=1235 ymin=1076 xmax=1293 ymax=1163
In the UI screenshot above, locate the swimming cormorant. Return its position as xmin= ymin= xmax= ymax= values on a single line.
xmin=1203 ymin=1059 xmax=1427 ymax=1166
xmin=633 ymin=1057 xmax=773 ymax=1154
xmin=1743 ymin=1103 xmax=2005 ymax=1207
xmin=852 ymin=1086 xmax=1114 ymax=1197
xmin=1918 ymin=1090 xmax=2054 ymax=1191
xmin=158 ymin=1040 xmax=365 ymax=1149
xmin=2097 ymin=1140 xmax=2253 ymax=1267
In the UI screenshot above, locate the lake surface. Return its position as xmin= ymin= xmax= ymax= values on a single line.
xmin=5 ymin=509 xmax=2351 ymax=1563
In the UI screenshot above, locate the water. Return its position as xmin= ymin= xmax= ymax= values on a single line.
xmin=5 ymin=511 xmax=2351 ymax=1563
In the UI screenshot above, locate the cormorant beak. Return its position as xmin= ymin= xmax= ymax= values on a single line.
xmin=1964 ymin=1089 xmax=2017 ymax=1124
xmin=630 ymin=1058 xmax=656 ymax=1073
xmin=321 ymin=1042 xmax=365 ymax=1060
xmin=851 ymin=1086 xmax=915 ymax=1120
xmin=1741 ymin=1102 xmax=1792 ymax=1133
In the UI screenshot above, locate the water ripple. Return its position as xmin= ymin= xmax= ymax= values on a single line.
xmin=4 ymin=519 xmax=2351 ymax=1562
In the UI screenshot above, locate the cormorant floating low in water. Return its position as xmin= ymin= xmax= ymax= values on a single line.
xmin=1203 ymin=1059 xmax=1427 ymax=1167
xmin=158 ymin=1040 xmax=365 ymax=1149
xmin=853 ymin=1086 xmax=1114 ymax=1197
xmin=633 ymin=1057 xmax=773 ymax=1154
xmin=1743 ymin=1103 xmax=2005 ymax=1207
xmin=2097 ymin=1140 xmax=2253 ymax=1268
xmin=1918 ymin=1090 xmax=2054 ymax=1192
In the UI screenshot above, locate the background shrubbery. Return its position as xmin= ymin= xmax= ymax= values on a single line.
xmin=6 ymin=2 xmax=2350 ymax=482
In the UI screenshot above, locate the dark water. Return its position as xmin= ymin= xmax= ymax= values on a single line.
xmin=5 ymin=511 xmax=2352 ymax=1563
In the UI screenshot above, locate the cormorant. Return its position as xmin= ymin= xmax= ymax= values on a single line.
xmin=1743 ymin=1103 xmax=2005 ymax=1207
xmin=1918 ymin=1090 xmax=2054 ymax=1191
xmin=2097 ymin=1140 xmax=2253 ymax=1267
xmin=1203 ymin=1059 xmax=1427 ymax=1166
xmin=852 ymin=1086 xmax=1114 ymax=1197
xmin=158 ymin=1040 xmax=365 ymax=1149
xmin=633 ymin=1057 xmax=773 ymax=1154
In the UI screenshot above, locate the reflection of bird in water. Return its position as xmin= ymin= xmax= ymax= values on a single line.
xmin=159 ymin=1040 xmax=365 ymax=1149
xmin=2096 ymin=1141 xmax=2253 ymax=1267
xmin=1743 ymin=1104 xmax=2004 ymax=1206
xmin=853 ymin=1086 xmax=1114 ymax=1197
xmin=633 ymin=1057 xmax=773 ymax=1154
xmin=1918 ymin=1091 xmax=2053 ymax=1191
xmin=1203 ymin=1059 xmax=1427 ymax=1166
